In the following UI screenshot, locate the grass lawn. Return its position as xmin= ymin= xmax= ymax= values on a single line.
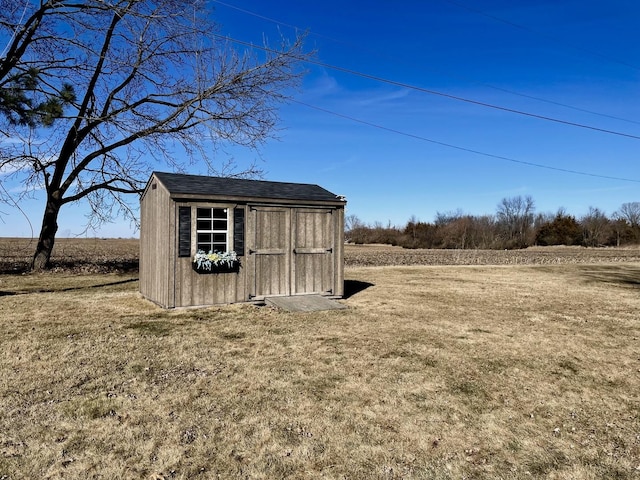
xmin=1 ymin=263 xmax=639 ymax=479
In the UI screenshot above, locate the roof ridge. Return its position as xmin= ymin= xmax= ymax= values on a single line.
xmin=153 ymin=171 xmax=322 ymax=188
xmin=150 ymin=171 xmax=345 ymax=204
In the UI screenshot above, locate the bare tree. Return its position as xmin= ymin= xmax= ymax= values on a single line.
xmin=434 ymin=208 xmax=464 ymax=226
xmin=496 ymin=195 xmax=535 ymax=248
xmin=433 ymin=210 xmax=469 ymax=249
xmin=345 ymin=214 xmax=364 ymax=235
xmin=474 ymin=214 xmax=498 ymax=249
xmin=615 ymin=202 xmax=640 ymax=227
xmin=0 ymin=0 xmax=309 ymax=270
xmin=581 ymin=207 xmax=611 ymax=247
xmin=614 ymin=202 xmax=640 ymax=244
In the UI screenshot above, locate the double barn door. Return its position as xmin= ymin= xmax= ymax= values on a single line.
xmin=247 ymin=206 xmax=335 ymax=299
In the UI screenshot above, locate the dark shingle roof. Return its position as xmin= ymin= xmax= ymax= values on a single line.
xmin=152 ymin=172 xmax=345 ymax=204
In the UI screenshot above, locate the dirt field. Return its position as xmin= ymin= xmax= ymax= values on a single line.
xmin=0 ymin=237 xmax=139 ymax=273
xmin=345 ymin=243 xmax=640 ymax=267
xmin=1 ymin=239 xmax=639 ymax=478
xmin=2 ymin=237 xmax=640 ymax=273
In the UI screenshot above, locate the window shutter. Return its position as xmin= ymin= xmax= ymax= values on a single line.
xmin=178 ymin=206 xmax=191 ymax=257
xmin=234 ymin=207 xmax=245 ymax=255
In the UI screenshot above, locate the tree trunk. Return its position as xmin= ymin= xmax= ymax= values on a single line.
xmin=31 ymin=198 xmax=61 ymax=271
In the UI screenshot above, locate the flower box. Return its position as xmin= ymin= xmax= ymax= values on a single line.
xmin=192 ymin=250 xmax=240 ymax=274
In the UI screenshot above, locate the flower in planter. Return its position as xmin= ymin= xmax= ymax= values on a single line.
xmin=193 ymin=249 xmax=238 ymax=271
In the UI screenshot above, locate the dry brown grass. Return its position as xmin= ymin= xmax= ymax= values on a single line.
xmin=1 ymin=241 xmax=640 ymax=478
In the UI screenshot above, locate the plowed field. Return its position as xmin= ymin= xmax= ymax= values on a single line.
xmin=1 ymin=238 xmax=640 ymax=273
xmin=344 ymin=243 xmax=640 ymax=266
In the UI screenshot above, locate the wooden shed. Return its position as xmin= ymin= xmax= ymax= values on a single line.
xmin=139 ymin=172 xmax=346 ymax=308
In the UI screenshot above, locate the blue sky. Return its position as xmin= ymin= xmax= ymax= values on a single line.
xmin=2 ymin=0 xmax=640 ymax=237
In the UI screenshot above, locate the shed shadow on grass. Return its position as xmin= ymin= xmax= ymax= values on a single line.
xmin=343 ymin=279 xmax=374 ymax=299
xmin=577 ymin=265 xmax=640 ymax=288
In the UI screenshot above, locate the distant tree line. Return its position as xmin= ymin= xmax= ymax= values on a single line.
xmin=345 ymin=197 xmax=640 ymax=249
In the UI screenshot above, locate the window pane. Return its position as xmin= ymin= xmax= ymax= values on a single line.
xmin=211 ymin=208 xmax=226 ymax=219
xmin=197 ymin=232 xmax=211 ymax=243
xmin=197 ymin=208 xmax=212 ymax=219
xmin=212 ymin=219 xmax=227 ymax=230
xmin=197 ymin=219 xmax=212 ymax=231
xmin=213 ymin=233 xmax=226 ymax=243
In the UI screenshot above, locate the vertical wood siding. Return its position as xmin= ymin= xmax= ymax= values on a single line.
xmin=174 ymin=258 xmax=247 ymax=307
xmin=139 ymin=178 xmax=173 ymax=307
xmin=333 ymin=207 xmax=345 ymax=297
xmin=247 ymin=205 xmax=345 ymax=300
xmin=293 ymin=208 xmax=333 ymax=295
xmin=173 ymin=203 xmax=248 ymax=307
xmin=249 ymin=207 xmax=291 ymax=299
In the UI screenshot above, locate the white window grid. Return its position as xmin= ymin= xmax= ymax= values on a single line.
xmin=196 ymin=207 xmax=229 ymax=253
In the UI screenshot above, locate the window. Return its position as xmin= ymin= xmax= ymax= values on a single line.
xmin=177 ymin=205 xmax=245 ymax=256
xmin=196 ymin=207 xmax=229 ymax=252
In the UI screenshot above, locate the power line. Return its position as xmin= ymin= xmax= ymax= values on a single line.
xmin=308 ymin=58 xmax=640 ymax=141
xmin=211 ymin=0 xmax=307 ymax=35
xmin=211 ymin=0 xmax=640 ymax=127
xmin=440 ymin=0 xmax=640 ymax=72
xmin=0 ymin=0 xmax=31 ymax=59
xmin=291 ymin=99 xmax=640 ymax=184
xmin=473 ymin=84 xmax=640 ymax=127
xmin=206 ymin=10 xmax=640 ymax=182
xmin=219 ymin=34 xmax=640 ymax=141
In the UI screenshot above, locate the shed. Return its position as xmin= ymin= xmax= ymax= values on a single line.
xmin=139 ymin=171 xmax=346 ymax=308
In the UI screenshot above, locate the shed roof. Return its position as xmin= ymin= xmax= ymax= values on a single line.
xmin=151 ymin=171 xmax=345 ymax=204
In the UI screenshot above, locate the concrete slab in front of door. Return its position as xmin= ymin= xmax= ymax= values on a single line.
xmin=265 ymin=295 xmax=347 ymax=312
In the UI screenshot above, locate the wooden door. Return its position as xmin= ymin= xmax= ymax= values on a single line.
xmin=292 ymin=208 xmax=334 ymax=295
xmin=248 ymin=206 xmax=291 ymax=299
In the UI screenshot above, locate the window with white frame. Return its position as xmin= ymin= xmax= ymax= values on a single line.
xmin=196 ymin=207 xmax=229 ymax=252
